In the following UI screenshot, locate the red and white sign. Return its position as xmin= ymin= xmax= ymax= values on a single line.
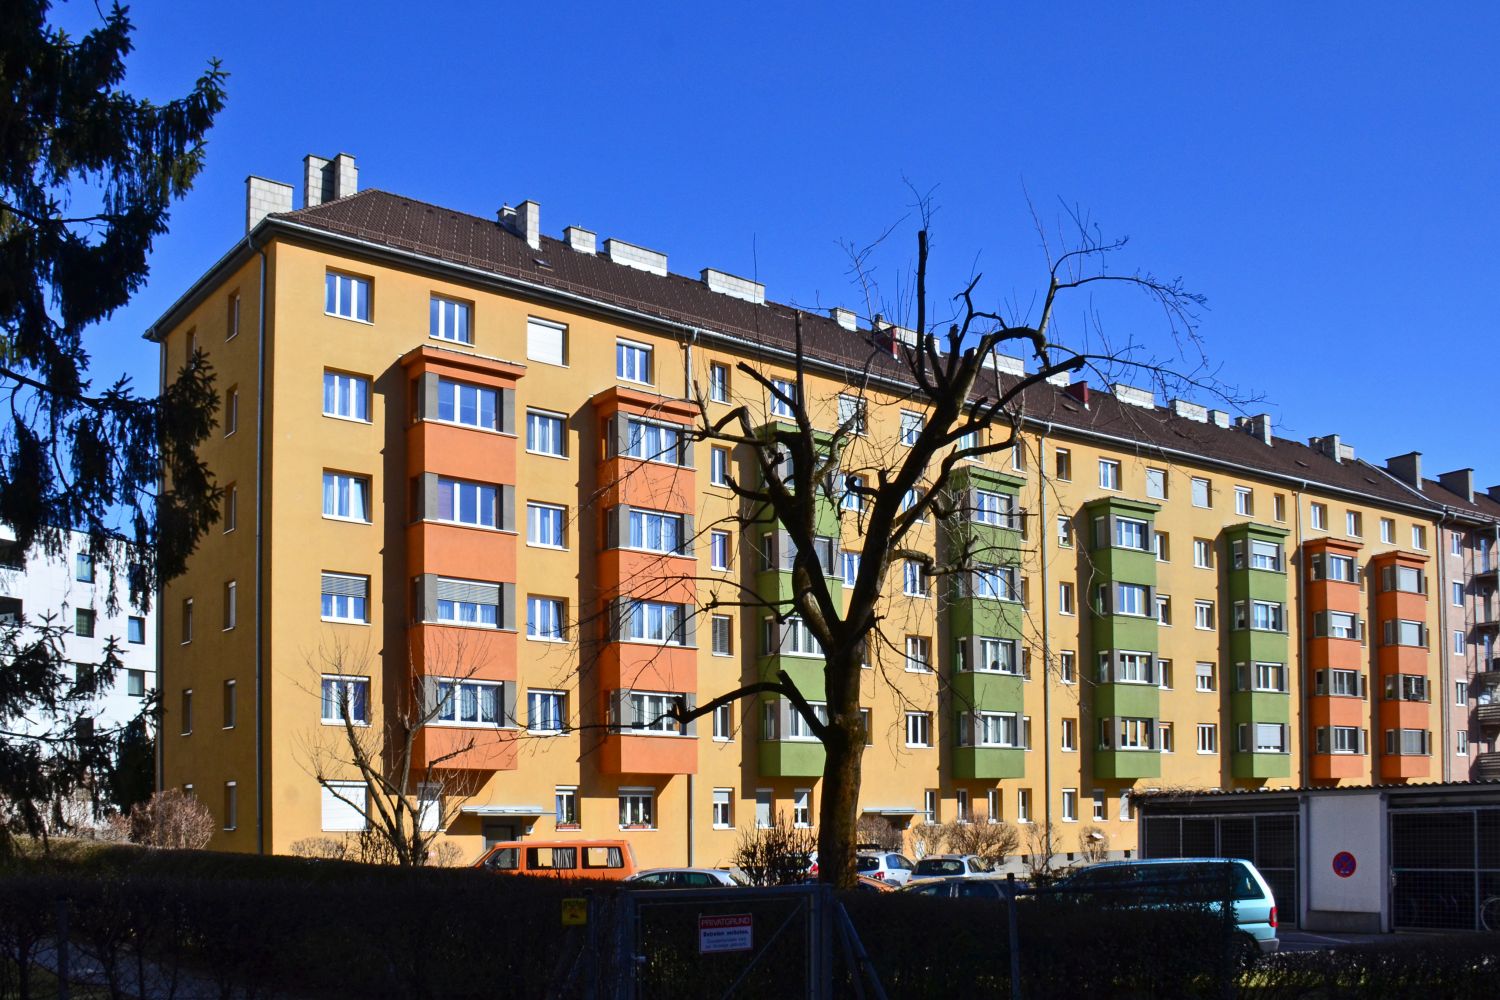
xmin=699 ymin=913 xmax=753 ymax=954
xmin=1332 ymin=851 xmax=1357 ymax=878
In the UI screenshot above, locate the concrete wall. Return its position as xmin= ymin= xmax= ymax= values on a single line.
xmin=1304 ymin=791 xmax=1386 ymax=932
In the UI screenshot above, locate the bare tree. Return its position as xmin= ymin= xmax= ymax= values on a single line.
xmin=1023 ymin=821 xmax=1063 ymax=882
xmin=127 ymin=789 xmax=214 ymax=850
xmin=946 ymin=812 xmax=1021 ymax=867
xmin=297 ymin=635 xmax=500 ymax=867
xmin=1078 ymin=824 xmax=1111 ymax=864
xmin=855 ymin=814 xmax=904 ymax=852
xmin=642 ymin=202 xmax=1219 ymax=887
xmin=909 ymin=821 xmax=947 ymax=860
xmin=733 ymin=812 xmax=817 ymax=886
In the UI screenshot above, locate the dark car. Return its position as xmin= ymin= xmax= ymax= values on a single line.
xmin=902 ymin=875 xmax=1026 ymax=899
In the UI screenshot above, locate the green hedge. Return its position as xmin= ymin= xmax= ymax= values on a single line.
xmin=1244 ymin=933 xmax=1500 ymax=1000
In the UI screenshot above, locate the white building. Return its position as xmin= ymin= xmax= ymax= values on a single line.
xmin=0 ymin=525 xmax=157 ymax=734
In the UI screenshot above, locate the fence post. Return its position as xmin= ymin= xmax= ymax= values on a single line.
xmin=1006 ymin=873 xmax=1022 ymax=1000
xmin=585 ymin=890 xmax=598 ymax=1000
xmin=55 ymin=896 xmax=70 ymax=1000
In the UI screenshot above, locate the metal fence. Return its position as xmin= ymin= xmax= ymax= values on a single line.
xmin=1390 ymin=806 xmax=1500 ymax=931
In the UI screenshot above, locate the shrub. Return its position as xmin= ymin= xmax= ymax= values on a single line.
xmin=909 ymin=821 xmax=947 ymax=859
xmin=945 ymin=815 xmax=1020 ymax=866
xmin=1078 ymin=823 xmax=1110 ymax=862
xmin=733 ymin=812 xmax=816 ymax=886
xmin=855 ymin=814 xmax=904 ymax=852
xmin=127 ymin=789 xmax=213 ymax=849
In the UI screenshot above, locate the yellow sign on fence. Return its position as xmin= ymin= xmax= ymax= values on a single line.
xmin=562 ymin=898 xmax=588 ymax=926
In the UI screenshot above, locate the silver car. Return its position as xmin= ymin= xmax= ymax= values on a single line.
xmin=624 ymin=867 xmax=743 ymax=888
xmin=910 ymin=854 xmax=994 ymax=880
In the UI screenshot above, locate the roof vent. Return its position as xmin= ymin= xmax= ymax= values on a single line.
xmin=1112 ymin=383 xmax=1156 ymax=409
xmin=246 ymin=176 xmax=293 ymax=232
xmin=701 ymin=268 xmax=765 ymax=305
xmin=985 ymin=353 xmax=1026 ymax=376
xmin=604 ymin=238 xmax=668 ymax=276
xmin=830 ymin=307 xmax=858 ymax=332
xmin=563 ymin=226 xmax=596 ymax=254
xmin=1169 ymin=399 xmax=1208 ymax=423
xmin=1385 ymin=452 xmax=1423 ymax=490
xmin=1208 ymin=409 xmax=1231 ymax=428
xmin=1437 ymin=468 xmax=1475 ymax=503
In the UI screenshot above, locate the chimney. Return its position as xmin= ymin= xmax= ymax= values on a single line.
xmin=1063 ymin=381 xmax=1091 ymax=407
xmin=603 ymin=238 xmax=668 ymax=276
xmin=302 ymin=153 xmax=357 ymax=207
xmin=564 ymin=226 xmax=596 ymax=254
xmin=1310 ymin=434 xmax=1353 ymax=463
xmin=1437 ymin=468 xmax=1475 ymax=503
xmin=1245 ymin=413 xmax=1272 ymax=446
xmin=701 ymin=268 xmax=765 ymax=305
xmin=1111 ymin=383 xmax=1156 ymax=409
xmin=1044 ymin=370 xmax=1071 ymax=387
xmin=1208 ymin=409 xmax=1231 ymax=428
xmin=1169 ymin=399 xmax=1208 ymax=423
xmin=1385 ymin=452 xmax=1423 ymax=489
xmin=1488 ymin=485 xmax=1500 ymax=503
xmin=985 ymin=353 xmax=1026 ymax=376
xmin=245 ymin=176 xmax=293 ymax=232
xmin=830 ymin=307 xmax=858 ymax=331
xmin=515 ymin=200 xmax=540 ymax=250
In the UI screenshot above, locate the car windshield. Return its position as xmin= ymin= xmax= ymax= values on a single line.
xmin=915 ymin=859 xmax=965 ymax=877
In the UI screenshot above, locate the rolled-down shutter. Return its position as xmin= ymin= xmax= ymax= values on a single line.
xmin=321 ymin=573 xmax=368 ymax=599
xmin=434 ymin=578 xmax=501 ymax=606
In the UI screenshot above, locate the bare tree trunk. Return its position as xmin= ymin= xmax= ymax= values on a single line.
xmin=817 ymin=650 xmax=864 ymax=886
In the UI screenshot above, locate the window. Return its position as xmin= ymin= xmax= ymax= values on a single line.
xmin=1098 ymin=459 xmax=1121 ymax=490
xmin=1059 ymin=651 xmax=1076 ymax=684
xmin=1113 ymin=518 xmax=1149 ymax=551
xmin=1457 ymin=732 xmax=1470 ymax=756
xmin=1316 ymin=669 xmax=1363 ymax=697
xmin=1195 ymin=662 xmax=1216 ymax=692
xmin=1159 ymin=723 xmax=1174 ymax=752
xmin=1240 ymin=722 xmax=1288 ymax=754
xmin=1321 ymin=554 xmax=1356 ymax=582
xmin=621 ymin=418 xmax=685 ymax=464
xmin=1054 ymin=447 xmax=1073 ymax=481
xmin=1380 ymin=518 xmax=1394 ymax=543
xmin=75 ymin=552 xmax=94 ymax=583
xmin=1249 ymin=540 xmax=1282 ymax=571
xmin=1011 ymin=442 xmax=1026 ymax=472
xmin=1315 ymin=610 xmax=1359 ymax=640
xmin=525 ymin=409 xmax=566 ymax=456
xmin=526 ymin=503 xmax=566 ymax=548
xmin=766 ymin=615 xmax=822 ymax=657
xmin=903 ymin=560 xmax=929 ymax=597
xmin=1273 ymin=494 xmax=1286 ymax=521
xmin=1412 ymin=525 xmax=1427 ymax=550
xmin=323 ymin=371 xmax=370 ymax=421
xmin=1311 ymin=503 xmax=1327 ymax=530
xmin=1061 ymin=718 xmax=1077 ymax=751
xmin=1193 ymin=539 xmax=1213 ymax=569
xmin=1452 ymin=531 xmax=1464 ymax=556
xmin=1092 ymin=790 xmax=1107 ymax=822
xmin=1243 ymin=661 xmax=1288 ymax=693
xmin=987 ymin=789 xmax=1002 ymax=822
xmin=841 ymin=475 xmax=864 ymax=512
xmin=325 ymin=272 xmax=370 ymax=321
xmin=710 ymin=446 xmax=730 ymax=487
xmin=712 ymin=789 xmax=733 ymax=828
xmin=1107 ymin=717 xmax=1155 ymax=751
xmin=1156 ymin=595 xmax=1172 ymax=625
xmin=320 ymin=573 xmax=368 ymax=623
xmin=435 ymin=678 xmax=507 ymax=726
xmin=320 ymin=781 xmax=367 ymax=832
xmin=1234 ymin=600 xmax=1284 ymax=632
xmin=972 ymin=490 xmax=1013 ymax=527
xmin=860 ymin=709 xmax=873 ymax=745
xmin=924 ymin=790 xmax=939 ymax=825
xmin=126 ymin=669 xmax=145 ymax=697
xmin=1384 ymin=729 xmax=1431 ymax=756
xmin=769 ymin=378 xmax=797 ymax=418
xmin=973 ymin=565 xmax=1016 ymax=601
xmin=423 ymin=294 xmax=473 ymax=343
xmin=1102 ymin=651 xmax=1156 ymax=685
xmin=784 ymin=701 xmax=829 ymax=740
xmin=1454 ymin=582 xmax=1465 ymax=606
xmin=905 ymin=636 xmax=932 ymax=673
xmin=222 ymin=581 xmax=237 ymax=630
xmin=711 ymin=615 xmax=733 ymax=655
xmin=793 ymin=789 xmax=812 ymax=827
xmin=1062 ymin=789 xmax=1078 ymax=823
xmin=1058 ymin=582 xmax=1075 ymax=616
xmin=227 ymin=292 xmax=240 ymax=340
xmin=435 ymin=378 xmax=500 ymax=430
xmin=1154 ymin=531 xmax=1170 ymax=562
xmin=1234 ymin=486 xmax=1253 ymax=516
xmin=1197 ymin=724 xmax=1218 ymax=754
xmin=220 ymin=679 xmax=237 ymax=729
xmin=1115 ymin=583 xmax=1149 ymax=617
xmin=1017 ymin=789 xmax=1031 ymax=824
xmin=754 ymin=790 xmax=773 ymax=828
xmin=128 ymin=616 xmax=145 ymax=644
xmin=905 ymin=712 xmax=932 ymax=747
xmin=555 ymin=786 xmax=579 ymax=826
xmin=526 ymin=317 xmax=567 ymax=366
xmin=1191 ymin=477 xmax=1211 ymax=508
xmin=323 ymin=472 xmax=371 ymax=522
xmin=1454 ymin=630 xmax=1466 ymax=655
xmin=955 ymin=790 xmax=971 ymax=823
xmin=1383 ymin=619 xmax=1426 ymax=647
xmin=899 ymin=410 xmax=924 ymax=446
xmin=224 ymin=484 xmax=238 ymax=532
xmin=623 ymin=601 xmax=688 ymax=645
xmin=1120 ymin=792 xmax=1134 ymax=822
xmin=75 ymin=609 xmax=96 ymax=638
xmin=222 ymin=385 xmax=239 ymax=436
xmin=619 ymin=789 xmax=654 ymax=828
xmin=181 ymin=689 xmax=193 ymax=735
xmin=527 ymin=597 xmax=564 ymax=640
xmin=527 ymin=690 xmax=565 ymax=733
xmin=957 ymin=428 xmax=980 ymax=453
xmin=223 ymin=782 xmax=237 ymax=831
xmin=181 ymin=598 xmax=193 ymax=643
xmin=837 ymin=394 xmax=867 ymax=435
xmin=616 ymin=340 xmax=653 ymax=383
xmin=1346 ymin=511 xmax=1362 ymax=537
xmin=319 ymin=677 xmax=369 ymax=724
xmin=1057 ymin=515 xmax=1073 ymax=547
xmin=435 ymin=477 xmax=499 ymax=528
xmin=1384 ymin=674 xmax=1430 ymax=702
xmin=712 ymin=704 xmax=733 ymax=741
xmin=1146 ymin=467 xmax=1167 ymax=499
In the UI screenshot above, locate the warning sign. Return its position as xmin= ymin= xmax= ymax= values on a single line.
xmin=699 ymin=913 xmax=753 ymax=953
xmin=561 ymin=898 xmax=588 ymax=926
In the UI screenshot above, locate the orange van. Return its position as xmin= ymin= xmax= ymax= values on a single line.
xmin=473 ymin=839 xmax=638 ymax=880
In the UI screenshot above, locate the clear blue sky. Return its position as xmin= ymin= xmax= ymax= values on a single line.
xmin=61 ymin=1 xmax=1499 ymax=488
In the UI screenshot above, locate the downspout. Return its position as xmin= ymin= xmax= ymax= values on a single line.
xmin=1436 ymin=510 xmax=1454 ymax=782
xmin=252 ymin=237 xmax=268 ymax=855
xmin=686 ymin=773 xmax=695 ymax=867
xmin=155 ymin=338 xmax=168 ymax=793
xmin=1036 ymin=425 xmax=1054 ymax=835
xmin=1294 ymin=483 xmax=1308 ymax=784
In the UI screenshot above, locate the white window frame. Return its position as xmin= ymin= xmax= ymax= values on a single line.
xmin=619 ymin=788 xmax=655 ymax=829
xmin=429 ymin=294 xmax=473 ymax=344
xmin=527 ymin=690 xmax=566 ymax=734
xmin=1098 ymin=459 xmax=1121 ymax=491
xmin=712 ymin=788 xmax=733 ymax=829
xmin=527 ymin=596 xmax=565 ymax=641
xmin=904 ymin=711 xmax=932 ymax=748
xmin=525 ymin=409 xmax=567 ymax=458
xmin=325 ymin=271 xmax=370 ymax=322
xmin=526 ymin=317 xmax=567 ymax=366
xmin=322 ymin=370 xmax=371 ymax=422
xmin=616 ymin=339 xmax=654 ymax=384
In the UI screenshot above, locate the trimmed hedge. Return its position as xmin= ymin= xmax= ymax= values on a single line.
xmin=1245 ymin=933 xmax=1500 ymax=1000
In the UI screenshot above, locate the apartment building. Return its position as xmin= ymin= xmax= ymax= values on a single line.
xmin=0 ymin=525 xmax=157 ymax=737
xmin=149 ymin=154 xmax=1498 ymax=863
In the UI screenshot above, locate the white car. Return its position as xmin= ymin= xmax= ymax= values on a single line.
xmin=856 ymin=851 xmax=916 ymax=886
xmin=910 ymin=854 xmax=994 ymax=880
xmin=623 ymin=867 xmax=743 ymax=888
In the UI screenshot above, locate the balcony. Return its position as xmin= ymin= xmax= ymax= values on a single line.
xmin=758 ymin=738 xmax=825 ymax=778
xmin=1474 ymin=752 xmax=1500 ymax=781
xmin=598 ymin=732 xmax=697 ymax=776
xmin=1477 ymin=704 xmax=1500 ymax=730
xmin=412 ymin=725 xmax=517 ymax=772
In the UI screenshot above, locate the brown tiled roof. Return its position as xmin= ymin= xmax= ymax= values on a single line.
xmin=271 ymin=190 xmax=1469 ymax=516
xmin=1418 ymin=478 xmax=1500 ymax=523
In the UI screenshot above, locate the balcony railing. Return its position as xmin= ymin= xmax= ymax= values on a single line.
xmin=1474 ymin=752 xmax=1500 ymax=780
xmin=1477 ymin=704 xmax=1500 ymax=729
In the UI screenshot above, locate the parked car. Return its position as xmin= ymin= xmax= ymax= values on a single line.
xmin=856 ymin=851 xmax=916 ymax=886
xmin=800 ymin=874 xmax=896 ymax=893
xmin=910 ymin=854 xmax=994 ymax=880
xmin=473 ymin=840 xmax=637 ymax=880
xmin=1051 ymin=858 xmax=1279 ymax=955
xmin=902 ymin=875 xmax=1026 ymax=899
xmin=624 ymin=868 xmax=743 ymax=888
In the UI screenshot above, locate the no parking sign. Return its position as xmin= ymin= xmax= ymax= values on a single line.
xmin=1332 ymin=851 xmax=1357 ymax=878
